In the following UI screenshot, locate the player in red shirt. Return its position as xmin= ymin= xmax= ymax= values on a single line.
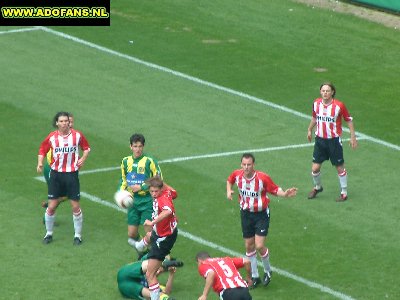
xmin=37 ymin=112 xmax=90 ymax=245
xmin=227 ymin=153 xmax=297 ymax=288
xmin=143 ymin=177 xmax=178 ymax=300
xmin=196 ymin=251 xmax=252 ymax=300
xmin=307 ymin=82 xmax=358 ymax=202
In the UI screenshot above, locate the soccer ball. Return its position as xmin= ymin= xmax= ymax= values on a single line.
xmin=114 ymin=190 xmax=133 ymax=209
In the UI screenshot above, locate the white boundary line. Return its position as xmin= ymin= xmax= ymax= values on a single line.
xmin=33 ymin=137 xmax=367 ymax=180
xmin=31 ymin=26 xmax=399 ymax=152
xmin=0 ymin=27 xmax=40 ymax=35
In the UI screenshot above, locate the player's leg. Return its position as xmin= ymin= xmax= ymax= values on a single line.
xmin=254 ymin=209 xmax=272 ymax=286
xmin=127 ymin=201 xmax=142 ymax=248
xmin=308 ymin=137 xmax=327 ymax=199
xmin=146 ymin=229 xmax=177 ymax=300
xmin=330 ymin=137 xmax=348 ymax=201
xmin=241 ymin=210 xmax=260 ymax=286
xmin=43 ymin=170 xmax=61 ymax=244
xmin=70 ymin=200 xmax=83 ymax=245
xmin=67 ymin=171 xmax=83 ymax=245
xmin=133 ymin=200 xmax=154 ymax=256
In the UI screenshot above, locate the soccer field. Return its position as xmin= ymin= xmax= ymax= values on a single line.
xmin=1 ymin=1 xmax=399 ymax=299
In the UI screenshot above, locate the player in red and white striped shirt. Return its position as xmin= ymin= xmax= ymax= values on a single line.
xmin=307 ymin=82 xmax=358 ymax=202
xmin=37 ymin=112 xmax=90 ymax=245
xmin=227 ymin=153 xmax=297 ymax=288
xmin=196 ymin=251 xmax=252 ymax=300
xmin=143 ymin=177 xmax=178 ymax=300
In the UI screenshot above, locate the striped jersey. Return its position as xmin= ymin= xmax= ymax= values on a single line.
xmin=152 ymin=187 xmax=177 ymax=237
xmin=38 ymin=129 xmax=90 ymax=172
xmin=227 ymin=170 xmax=279 ymax=212
xmin=119 ymin=154 xmax=162 ymax=198
xmin=312 ymin=98 xmax=353 ymax=139
xmin=198 ymin=257 xmax=248 ymax=294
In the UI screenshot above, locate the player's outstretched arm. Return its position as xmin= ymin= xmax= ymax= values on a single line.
xmin=277 ymin=187 xmax=298 ymax=198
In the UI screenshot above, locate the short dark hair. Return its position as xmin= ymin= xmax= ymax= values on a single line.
xmin=130 ymin=133 xmax=145 ymax=145
xmin=195 ymin=251 xmax=211 ymax=261
xmin=320 ymin=82 xmax=336 ymax=97
xmin=52 ymin=112 xmax=70 ymax=128
xmin=241 ymin=153 xmax=255 ymax=163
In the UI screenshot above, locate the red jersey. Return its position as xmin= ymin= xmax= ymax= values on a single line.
xmin=152 ymin=188 xmax=178 ymax=237
xmin=38 ymin=129 xmax=90 ymax=173
xmin=198 ymin=257 xmax=248 ymax=294
xmin=312 ymin=98 xmax=353 ymax=139
xmin=227 ymin=170 xmax=279 ymax=212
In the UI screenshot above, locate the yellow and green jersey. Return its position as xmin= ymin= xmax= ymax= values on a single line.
xmin=119 ymin=154 xmax=162 ymax=199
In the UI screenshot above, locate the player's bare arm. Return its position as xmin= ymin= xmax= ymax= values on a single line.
xmin=226 ymin=181 xmax=234 ymax=200
xmin=77 ymin=149 xmax=90 ymax=168
xmin=277 ymin=187 xmax=298 ymax=197
xmin=199 ymin=270 xmax=215 ymax=300
xmin=37 ymin=155 xmax=44 ymax=173
xmin=347 ymin=121 xmax=358 ymax=149
xmin=144 ymin=209 xmax=172 ymax=227
xmin=307 ymin=118 xmax=317 ymax=142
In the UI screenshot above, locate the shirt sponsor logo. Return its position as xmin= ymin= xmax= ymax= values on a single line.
xmin=239 ymin=189 xmax=259 ymax=198
xmin=317 ymin=115 xmax=336 ymax=123
xmin=54 ymin=146 xmax=77 ymax=153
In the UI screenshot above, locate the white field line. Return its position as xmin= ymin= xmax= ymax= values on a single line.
xmin=33 ymin=137 xmax=367 ymax=180
xmin=32 ymin=26 xmax=400 ymax=152
xmin=0 ymin=27 xmax=41 ymax=35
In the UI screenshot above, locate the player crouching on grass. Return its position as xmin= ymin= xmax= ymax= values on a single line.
xmin=142 ymin=177 xmax=179 ymax=300
xmin=117 ymin=254 xmax=183 ymax=300
xmin=196 ymin=251 xmax=253 ymax=300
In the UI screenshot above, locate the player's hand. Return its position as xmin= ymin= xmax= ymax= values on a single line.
xmin=77 ymin=158 xmax=85 ymax=168
xmin=350 ymin=137 xmax=358 ymax=149
xmin=285 ymin=187 xmax=298 ymax=197
xmin=130 ymin=184 xmax=141 ymax=193
xmin=198 ymin=295 xmax=207 ymax=300
xmin=227 ymin=190 xmax=234 ymax=200
xmin=144 ymin=219 xmax=153 ymax=227
xmin=285 ymin=187 xmax=297 ymax=197
xmin=246 ymin=277 xmax=253 ymax=288
xmin=307 ymin=131 xmax=312 ymax=142
xmin=36 ymin=164 xmax=43 ymax=173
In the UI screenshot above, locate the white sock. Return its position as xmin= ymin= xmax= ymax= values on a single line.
xmin=246 ymin=250 xmax=259 ymax=278
xmin=261 ymin=248 xmax=271 ymax=273
xmin=338 ymin=169 xmax=348 ymax=195
xmin=312 ymin=171 xmax=322 ymax=189
xmin=45 ymin=209 xmax=55 ymax=235
xmin=128 ymin=238 xmax=137 ymax=248
xmin=73 ymin=209 xmax=83 ymax=238
xmin=149 ymin=283 xmax=160 ymax=300
xmin=135 ymin=238 xmax=148 ymax=252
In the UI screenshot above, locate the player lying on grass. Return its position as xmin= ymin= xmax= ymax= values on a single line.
xmin=117 ymin=254 xmax=183 ymax=300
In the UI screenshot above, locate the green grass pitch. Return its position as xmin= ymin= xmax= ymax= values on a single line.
xmin=0 ymin=0 xmax=399 ymax=299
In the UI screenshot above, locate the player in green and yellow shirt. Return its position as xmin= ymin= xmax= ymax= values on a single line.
xmin=118 ymin=133 xmax=162 ymax=253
